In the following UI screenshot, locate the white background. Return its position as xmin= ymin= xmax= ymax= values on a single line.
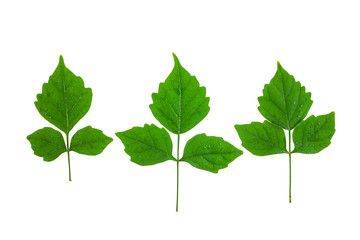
xmin=0 ymin=0 xmax=359 ymax=239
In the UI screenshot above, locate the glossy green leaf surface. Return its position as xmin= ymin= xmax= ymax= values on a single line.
xmin=181 ymin=134 xmax=242 ymax=173
xmin=235 ymin=61 xmax=335 ymax=203
xmin=292 ymin=112 xmax=335 ymax=154
xmin=150 ymin=53 xmax=210 ymax=134
xmin=116 ymin=124 xmax=175 ymax=166
xmin=118 ymin=53 xmax=242 ymax=211
xmin=70 ymin=126 xmax=113 ymax=155
xmin=234 ymin=121 xmax=287 ymax=156
xmin=35 ymin=55 xmax=92 ymax=134
xmin=27 ymin=127 xmax=66 ymax=161
xmin=258 ymin=62 xmax=313 ymax=130
xmin=27 ymin=56 xmax=112 ymax=181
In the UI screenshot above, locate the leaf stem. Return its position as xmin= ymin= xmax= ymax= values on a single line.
xmin=176 ymin=133 xmax=180 ymax=212
xmin=288 ymin=129 xmax=291 ymax=203
xmin=66 ymin=133 xmax=72 ymax=181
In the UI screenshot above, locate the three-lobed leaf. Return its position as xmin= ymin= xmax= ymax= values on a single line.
xmin=234 ymin=121 xmax=287 ymax=156
xmin=27 ymin=127 xmax=67 ymax=161
xmin=292 ymin=112 xmax=335 ymax=154
xmin=116 ymin=124 xmax=175 ymax=166
xmin=235 ymin=61 xmax=335 ymax=203
xmin=150 ymin=53 xmax=210 ymax=134
xmin=35 ymin=55 xmax=92 ymax=134
xmin=116 ymin=53 xmax=242 ymax=210
xmin=28 ymin=56 xmax=112 ymax=168
xmin=181 ymin=134 xmax=243 ymax=173
xmin=258 ymin=62 xmax=313 ymax=130
xmin=70 ymin=126 xmax=113 ymax=155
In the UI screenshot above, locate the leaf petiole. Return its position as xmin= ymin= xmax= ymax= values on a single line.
xmin=288 ymin=129 xmax=291 ymax=203
xmin=176 ymin=133 xmax=180 ymax=212
xmin=66 ymin=133 xmax=72 ymax=181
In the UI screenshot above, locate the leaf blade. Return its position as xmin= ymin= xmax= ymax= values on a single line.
xmin=35 ymin=55 xmax=92 ymax=134
xmin=27 ymin=127 xmax=67 ymax=161
xmin=258 ymin=62 xmax=313 ymax=130
xmin=292 ymin=112 xmax=335 ymax=154
xmin=181 ymin=134 xmax=242 ymax=173
xmin=116 ymin=124 xmax=175 ymax=166
xmin=234 ymin=121 xmax=288 ymax=156
xmin=70 ymin=126 xmax=113 ymax=155
xmin=150 ymin=53 xmax=210 ymax=134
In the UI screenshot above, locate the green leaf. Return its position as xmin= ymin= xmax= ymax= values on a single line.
xmin=116 ymin=53 xmax=243 ymax=211
xmin=234 ymin=61 xmax=335 ymax=203
xmin=258 ymin=61 xmax=313 ymax=130
xmin=181 ymin=134 xmax=242 ymax=173
xmin=70 ymin=126 xmax=113 ymax=155
xmin=292 ymin=112 xmax=335 ymax=154
xmin=27 ymin=127 xmax=66 ymax=162
xmin=28 ymin=56 xmax=111 ymax=181
xmin=116 ymin=124 xmax=175 ymax=166
xmin=35 ymin=55 xmax=92 ymax=134
xmin=150 ymin=53 xmax=210 ymax=134
xmin=234 ymin=121 xmax=287 ymax=156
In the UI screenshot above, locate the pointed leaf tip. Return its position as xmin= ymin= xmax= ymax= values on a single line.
xmin=59 ymin=55 xmax=65 ymax=66
xmin=277 ymin=61 xmax=282 ymax=68
xmin=172 ymin=53 xmax=180 ymax=66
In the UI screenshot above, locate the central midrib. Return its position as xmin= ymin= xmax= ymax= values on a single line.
xmin=177 ymin=63 xmax=182 ymax=134
xmin=61 ymin=65 xmax=70 ymax=135
xmin=279 ymin=69 xmax=290 ymax=129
